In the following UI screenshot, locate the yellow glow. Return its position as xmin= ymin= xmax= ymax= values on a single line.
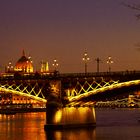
xmin=92 ymin=108 xmax=96 ymax=122
xmin=0 ymin=86 xmax=47 ymax=103
xmin=68 ymin=79 xmax=140 ymax=103
xmin=54 ymin=110 xmax=62 ymax=123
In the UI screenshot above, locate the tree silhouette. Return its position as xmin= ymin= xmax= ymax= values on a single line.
xmin=122 ymin=2 xmax=140 ymax=20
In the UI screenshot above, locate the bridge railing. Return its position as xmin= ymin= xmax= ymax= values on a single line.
xmin=58 ymin=70 xmax=140 ymax=78
xmin=1 ymin=70 xmax=140 ymax=80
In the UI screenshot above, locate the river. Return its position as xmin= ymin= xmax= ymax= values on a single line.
xmin=0 ymin=108 xmax=140 ymax=140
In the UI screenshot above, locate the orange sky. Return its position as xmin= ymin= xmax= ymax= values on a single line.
xmin=0 ymin=0 xmax=140 ymax=73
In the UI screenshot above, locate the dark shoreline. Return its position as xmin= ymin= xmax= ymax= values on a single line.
xmin=1 ymin=107 xmax=139 ymax=115
xmin=0 ymin=108 xmax=46 ymax=114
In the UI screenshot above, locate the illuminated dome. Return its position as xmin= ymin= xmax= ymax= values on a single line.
xmin=14 ymin=50 xmax=33 ymax=73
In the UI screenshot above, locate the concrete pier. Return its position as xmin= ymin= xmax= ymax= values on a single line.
xmin=44 ymin=105 xmax=96 ymax=130
xmin=44 ymin=81 xmax=96 ymax=130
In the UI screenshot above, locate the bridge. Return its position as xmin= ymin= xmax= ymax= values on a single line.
xmin=67 ymin=79 xmax=140 ymax=106
xmin=1 ymin=71 xmax=140 ymax=129
xmin=95 ymin=96 xmax=140 ymax=108
xmin=0 ymin=70 xmax=140 ymax=108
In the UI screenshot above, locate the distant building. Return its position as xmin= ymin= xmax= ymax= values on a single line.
xmin=41 ymin=61 xmax=49 ymax=72
xmin=14 ymin=50 xmax=33 ymax=73
xmin=5 ymin=50 xmax=54 ymax=75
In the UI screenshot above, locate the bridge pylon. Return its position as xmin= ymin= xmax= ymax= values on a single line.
xmin=44 ymin=79 xmax=96 ymax=130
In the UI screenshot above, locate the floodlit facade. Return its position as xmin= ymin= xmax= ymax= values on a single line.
xmin=14 ymin=50 xmax=33 ymax=73
xmin=41 ymin=61 xmax=49 ymax=72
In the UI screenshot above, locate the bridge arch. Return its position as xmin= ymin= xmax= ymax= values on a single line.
xmin=0 ymin=87 xmax=47 ymax=103
xmin=68 ymin=79 xmax=140 ymax=103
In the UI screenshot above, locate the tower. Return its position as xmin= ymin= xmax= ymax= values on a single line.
xmin=41 ymin=61 xmax=49 ymax=72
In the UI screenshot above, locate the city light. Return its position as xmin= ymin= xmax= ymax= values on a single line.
xmin=82 ymin=51 xmax=90 ymax=74
xmin=6 ymin=61 xmax=14 ymax=72
xmin=68 ymin=79 xmax=140 ymax=104
xmin=107 ymin=56 xmax=113 ymax=72
xmin=52 ymin=59 xmax=59 ymax=71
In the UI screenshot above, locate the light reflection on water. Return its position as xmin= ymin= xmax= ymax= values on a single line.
xmin=45 ymin=128 xmax=96 ymax=140
xmin=47 ymin=107 xmax=96 ymax=125
xmin=0 ymin=112 xmax=46 ymax=140
xmin=0 ymin=108 xmax=140 ymax=140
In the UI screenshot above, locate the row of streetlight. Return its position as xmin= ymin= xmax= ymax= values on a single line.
xmin=53 ymin=52 xmax=113 ymax=73
xmin=82 ymin=51 xmax=114 ymax=73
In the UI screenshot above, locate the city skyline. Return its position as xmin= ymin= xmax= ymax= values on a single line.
xmin=0 ymin=0 xmax=140 ymax=73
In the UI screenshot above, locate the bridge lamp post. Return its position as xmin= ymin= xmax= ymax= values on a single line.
xmin=95 ymin=57 xmax=101 ymax=73
xmin=82 ymin=52 xmax=90 ymax=74
xmin=107 ymin=56 xmax=113 ymax=72
xmin=52 ymin=59 xmax=59 ymax=71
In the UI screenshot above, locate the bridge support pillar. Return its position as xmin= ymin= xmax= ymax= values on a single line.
xmin=44 ymin=106 xmax=96 ymax=130
xmin=44 ymin=79 xmax=96 ymax=130
xmin=44 ymin=92 xmax=96 ymax=130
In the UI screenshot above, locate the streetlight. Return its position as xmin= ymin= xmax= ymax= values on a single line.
xmin=7 ymin=61 xmax=14 ymax=72
xmin=52 ymin=59 xmax=59 ymax=71
xmin=95 ymin=57 xmax=101 ymax=73
xmin=107 ymin=56 xmax=113 ymax=72
xmin=27 ymin=55 xmax=33 ymax=73
xmin=82 ymin=51 xmax=90 ymax=74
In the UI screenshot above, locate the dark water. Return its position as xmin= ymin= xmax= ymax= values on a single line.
xmin=0 ymin=108 xmax=140 ymax=140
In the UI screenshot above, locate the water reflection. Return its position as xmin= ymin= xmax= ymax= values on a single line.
xmin=0 ymin=109 xmax=140 ymax=140
xmin=0 ymin=113 xmax=46 ymax=140
xmin=0 ymin=112 xmax=96 ymax=140
xmin=45 ymin=128 xmax=96 ymax=140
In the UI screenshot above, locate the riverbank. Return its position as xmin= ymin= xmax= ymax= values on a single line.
xmin=0 ymin=108 xmax=46 ymax=114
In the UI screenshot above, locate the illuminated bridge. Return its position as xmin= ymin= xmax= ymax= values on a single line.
xmin=0 ymin=71 xmax=140 ymax=108
xmin=67 ymin=79 xmax=140 ymax=107
xmin=94 ymin=96 xmax=140 ymax=108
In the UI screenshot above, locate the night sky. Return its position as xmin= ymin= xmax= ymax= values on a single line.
xmin=0 ymin=0 xmax=140 ymax=73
